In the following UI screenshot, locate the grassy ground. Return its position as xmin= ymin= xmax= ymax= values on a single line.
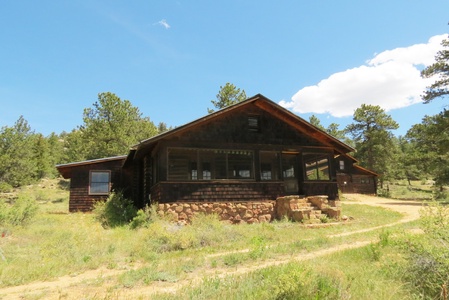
xmin=386 ymin=179 xmax=448 ymax=201
xmin=0 ymin=179 xmax=430 ymax=299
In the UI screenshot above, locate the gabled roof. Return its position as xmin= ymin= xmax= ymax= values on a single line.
xmin=56 ymin=155 xmax=127 ymax=179
xmin=131 ymin=94 xmax=355 ymax=158
xmin=353 ymin=164 xmax=379 ymax=177
xmin=335 ymin=153 xmax=379 ymax=177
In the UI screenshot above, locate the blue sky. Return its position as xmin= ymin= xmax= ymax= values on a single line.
xmin=1 ymin=1 xmax=448 ymax=137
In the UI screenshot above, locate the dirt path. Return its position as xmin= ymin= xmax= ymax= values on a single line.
xmin=0 ymin=194 xmax=423 ymax=300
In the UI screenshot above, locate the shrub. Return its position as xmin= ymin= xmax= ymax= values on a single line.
xmin=377 ymin=188 xmax=391 ymax=198
xmin=93 ymin=191 xmax=137 ymax=228
xmin=0 ymin=193 xmax=38 ymax=226
xmin=0 ymin=182 xmax=13 ymax=193
xmin=130 ymin=204 xmax=159 ymax=229
xmin=399 ymin=201 xmax=449 ymax=299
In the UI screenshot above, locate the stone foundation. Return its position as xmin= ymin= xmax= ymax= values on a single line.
xmin=158 ymin=201 xmax=275 ymax=224
xmin=157 ymin=195 xmax=341 ymax=224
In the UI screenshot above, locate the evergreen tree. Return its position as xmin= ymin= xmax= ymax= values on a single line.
xmin=80 ymin=92 xmax=158 ymax=159
xmin=421 ymin=35 xmax=449 ymax=104
xmin=406 ymin=110 xmax=449 ymax=188
xmin=345 ymin=104 xmax=399 ymax=186
xmin=308 ymin=115 xmax=325 ymax=130
xmin=157 ymin=122 xmax=172 ymax=134
xmin=33 ymin=133 xmax=53 ymax=179
xmin=208 ymin=83 xmax=247 ymax=113
xmin=0 ymin=116 xmax=38 ymax=187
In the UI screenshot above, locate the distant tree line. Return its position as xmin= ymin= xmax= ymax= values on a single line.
xmin=0 ymin=92 xmax=171 ymax=191
xmin=0 ymin=35 xmax=448 ymax=193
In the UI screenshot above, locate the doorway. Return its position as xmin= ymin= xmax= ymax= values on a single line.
xmin=282 ymin=153 xmax=299 ymax=194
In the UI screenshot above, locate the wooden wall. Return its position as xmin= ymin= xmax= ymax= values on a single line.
xmin=336 ymin=174 xmax=377 ymax=195
xmin=151 ymin=181 xmax=285 ymax=204
xmin=68 ymin=160 xmax=124 ymax=212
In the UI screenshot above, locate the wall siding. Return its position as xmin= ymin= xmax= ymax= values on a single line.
xmin=151 ymin=181 xmax=285 ymax=204
xmin=68 ymin=160 xmax=124 ymax=212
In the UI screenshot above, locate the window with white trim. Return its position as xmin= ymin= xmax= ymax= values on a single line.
xmin=89 ymin=171 xmax=111 ymax=195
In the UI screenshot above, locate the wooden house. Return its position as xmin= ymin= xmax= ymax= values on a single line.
xmin=57 ymin=94 xmax=377 ymax=212
xmin=335 ymin=154 xmax=378 ymax=195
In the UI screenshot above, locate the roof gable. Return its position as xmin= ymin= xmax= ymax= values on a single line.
xmin=133 ymin=94 xmax=354 ymax=155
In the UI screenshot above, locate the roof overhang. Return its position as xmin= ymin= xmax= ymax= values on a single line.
xmin=56 ymin=155 xmax=127 ymax=179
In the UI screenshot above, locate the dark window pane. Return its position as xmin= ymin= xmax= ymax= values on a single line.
xmin=228 ymin=151 xmax=253 ymax=179
xmin=215 ymin=151 xmax=227 ymax=179
xmin=260 ymin=151 xmax=280 ymax=180
xmin=90 ymin=171 xmax=110 ymax=194
xmin=168 ymin=148 xmax=197 ymax=180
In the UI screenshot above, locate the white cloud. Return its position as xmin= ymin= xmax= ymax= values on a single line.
xmin=280 ymin=34 xmax=447 ymax=117
xmin=157 ymin=19 xmax=171 ymax=29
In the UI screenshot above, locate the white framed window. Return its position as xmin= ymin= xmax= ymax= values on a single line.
xmin=89 ymin=171 xmax=111 ymax=195
xmin=339 ymin=160 xmax=345 ymax=170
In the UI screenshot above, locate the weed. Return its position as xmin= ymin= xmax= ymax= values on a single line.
xmin=222 ymin=253 xmax=244 ymax=266
xmin=398 ymin=201 xmax=449 ymax=299
xmin=0 ymin=192 xmax=38 ymax=226
xmin=93 ymin=191 xmax=137 ymax=228
xmin=378 ymin=229 xmax=391 ymax=247
xmin=248 ymin=236 xmax=266 ymax=259
xmin=0 ymin=182 xmax=13 ymax=193
xmin=119 ymin=266 xmax=177 ymax=288
xmin=130 ymin=204 xmax=159 ymax=229
xmin=320 ymin=215 xmax=329 ymax=223
xmin=367 ymin=243 xmax=382 ymax=261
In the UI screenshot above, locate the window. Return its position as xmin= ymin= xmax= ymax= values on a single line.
xmin=168 ymin=148 xmax=198 ymax=180
xmin=282 ymin=154 xmax=297 ymax=179
xmin=248 ymin=116 xmax=260 ymax=132
xmin=361 ymin=178 xmax=371 ymax=184
xmin=89 ymin=171 xmax=111 ymax=195
xmin=168 ymin=148 xmax=254 ymax=181
xmin=260 ymin=152 xmax=280 ymax=180
xmin=339 ymin=160 xmax=345 ymax=170
xmin=303 ymin=153 xmax=331 ymax=181
xmin=228 ymin=152 xmax=253 ymax=179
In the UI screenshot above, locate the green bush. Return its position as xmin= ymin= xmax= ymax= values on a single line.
xmin=399 ymin=201 xmax=449 ymax=299
xmin=93 ymin=191 xmax=137 ymax=228
xmin=0 ymin=193 xmax=38 ymax=226
xmin=130 ymin=204 xmax=159 ymax=229
xmin=0 ymin=182 xmax=13 ymax=193
xmin=377 ymin=188 xmax=391 ymax=198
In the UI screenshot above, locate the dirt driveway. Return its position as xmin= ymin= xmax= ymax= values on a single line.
xmin=343 ymin=193 xmax=423 ymax=222
xmin=0 ymin=194 xmax=424 ymax=300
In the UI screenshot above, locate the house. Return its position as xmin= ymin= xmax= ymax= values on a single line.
xmin=335 ymin=154 xmax=378 ymax=195
xmin=57 ymin=94 xmax=377 ymax=213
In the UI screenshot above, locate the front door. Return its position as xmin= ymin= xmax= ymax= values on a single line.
xmin=282 ymin=153 xmax=299 ymax=194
